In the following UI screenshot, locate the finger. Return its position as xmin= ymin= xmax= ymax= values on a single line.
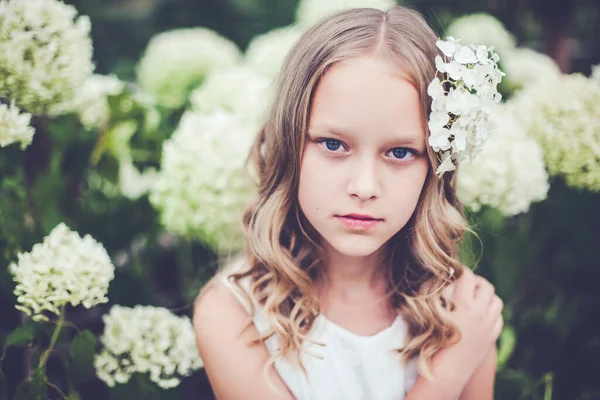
xmin=489 ymin=295 xmax=503 ymax=317
xmin=492 ymin=315 xmax=504 ymax=340
xmin=474 ymin=277 xmax=495 ymax=307
xmin=452 ymin=268 xmax=477 ymax=306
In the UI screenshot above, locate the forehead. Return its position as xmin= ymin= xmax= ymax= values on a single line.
xmin=309 ymin=55 xmax=424 ymax=143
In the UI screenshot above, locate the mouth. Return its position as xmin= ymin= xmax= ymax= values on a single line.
xmin=335 ymin=214 xmax=383 ymax=230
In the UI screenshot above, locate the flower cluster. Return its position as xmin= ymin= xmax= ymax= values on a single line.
xmin=446 ymin=13 xmax=516 ymax=56
xmin=245 ymin=26 xmax=303 ymax=80
xmin=457 ymin=108 xmax=549 ymax=216
xmin=508 ymin=73 xmax=600 ymax=191
xmin=295 ymin=0 xmax=395 ymax=27
xmin=94 ymin=305 xmax=203 ymax=389
xmin=149 ymin=110 xmax=257 ymax=252
xmin=189 ymin=65 xmax=272 ymax=124
xmin=136 ymin=28 xmax=241 ymax=109
xmin=9 ymin=223 xmax=115 ymax=321
xmin=119 ymin=160 xmax=158 ymax=200
xmin=446 ymin=13 xmax=560 ymax=96
xmin=428 ymin=37 xmax=505 ymax=176
xmin=502 ymin=48 xmax=560 ymax=93
xmin=0 ymin=101 xmax=35 ymax=149
xmin=72 ymin=74 xmax=125 ymax=130
xmin=0 ymin=0 xmax=94 ymax=116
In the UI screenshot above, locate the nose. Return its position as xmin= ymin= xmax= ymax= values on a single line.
xmin=346 ymin=156 xmax=381 ymax=201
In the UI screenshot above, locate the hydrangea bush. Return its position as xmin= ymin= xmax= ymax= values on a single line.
xmin=149 ymin=110 xmax=257 ymax=252
xmin=509 ymin=73 xmax=600 ymax=191
xmin=0 ymin=101 xmax=35 ymax=149
xmin=245 ymin=26 xmax=303 ymax=80
xmin=136 ymin=28 xmax=241 ymax=109
xmin=189 ymin=65 xmax=273 ymax=124
xmin=72 ymin=74 xmax=125 ymax=130
xmin=446 ymin=13 xmax=516 ymax=56
xmin=9 ymin=223 xmax=115 ymax=321
xmin=0 ymin=0 xmax=94 ymax=115
xmin=502 ymin=48 xmax=560 ymax=93
xmin=457 ymin=109 xmax=549 ymax=216
xmin=94 ymin=305 xmax=203 ymax=389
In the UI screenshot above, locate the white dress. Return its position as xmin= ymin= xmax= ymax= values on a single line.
xmin=221 ymin=274 xmax=419 ymax=400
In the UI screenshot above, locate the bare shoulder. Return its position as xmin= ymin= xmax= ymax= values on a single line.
xmin=192 ymin=273 xmax=293 ymax=399
xmin=193 ymin=274 xmax=251 ymax=347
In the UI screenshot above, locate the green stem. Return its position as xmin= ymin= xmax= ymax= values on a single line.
xmin=39 ymin=308 xmax=65 ymax=368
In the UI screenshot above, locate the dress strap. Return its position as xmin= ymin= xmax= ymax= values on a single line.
xmin=221 ymin=274 xmax=252 ymax=315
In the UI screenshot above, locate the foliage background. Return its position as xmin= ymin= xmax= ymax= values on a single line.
xmin=0 ymin=0 xmax=599 ymax=399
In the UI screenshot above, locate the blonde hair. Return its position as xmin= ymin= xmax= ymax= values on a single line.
xmin=227 ymin=5 xmax=468 ymax=380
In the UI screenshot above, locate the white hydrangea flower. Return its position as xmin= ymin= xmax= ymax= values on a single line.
xmin=72 ymin=74 xmax=125 ymax=130
xmin=0 ymin=0 xmax=94 ymax=115
xmin=446 ymin=13 xmax=516 ymax=56
xmin=508 ymin=73 xmax=600 ymax=191
xmin=189 ymin=65 xmax=273 ymax=124
xmin=0 ymin=101 xmax=35 ymax=149
xmin=296 ymin=0 xmax=396 ymax=27
xmin=118 ymin=160 xmax=158 ymax=200
xmin=94 ymin=305 xmax=203 ymax=389
xmin=245 ymin=25 xmax=303 ymax=80
xmin=149 ymin=110 xmax=257 ymax=252
xmin=457 ymin=108 xmax=549 ymax=216
xmin=502 ymin=48 xmax=560 ymax=92
xmin=136 ymin=28 xmax=241 ymax=109
xmin=9 ymin=223 xmax=115 ymax=321
xmin=428 ymin=37 xmax=505 ymax=176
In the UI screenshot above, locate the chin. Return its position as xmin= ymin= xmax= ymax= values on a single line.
xmin=325 ymin=235 xmax=386 ymax=258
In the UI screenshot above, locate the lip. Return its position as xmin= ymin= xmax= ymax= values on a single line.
xmin=335 ymin=214 xmax=383 ymax=230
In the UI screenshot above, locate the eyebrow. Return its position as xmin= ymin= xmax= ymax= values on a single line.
xmin=308 ymin=127 xmax=422 ymax=147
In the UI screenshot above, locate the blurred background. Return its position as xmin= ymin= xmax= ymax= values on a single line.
xmin=0 ymin=0 xmax=599 ymax=399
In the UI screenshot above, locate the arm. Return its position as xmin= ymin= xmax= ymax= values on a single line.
xmin=407 ymin=270 xmax=503 ymax=400
xmin=193 ymin=280 xmax=295 ymax=400
xmin=405 ymin=346 xmax=497 ymax=400
xmin=459 ymin=346 xmax=497 ymax=400
xmin=404 ymin=346 xmax=472 ymax=400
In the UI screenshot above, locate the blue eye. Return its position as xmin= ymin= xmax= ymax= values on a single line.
xmin=391 ymin=148 xmax=408 ymax=159
xmin=318 ymin=138 xmax=343 ymax=151
xmin=388 ymin=147 xmax=417 ymax=162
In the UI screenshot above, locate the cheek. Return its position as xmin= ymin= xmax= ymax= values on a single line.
xmin=387 ymin=160 xmax=429 ymax=211
xmin=298 ymin=150 xmax=328 ymax=210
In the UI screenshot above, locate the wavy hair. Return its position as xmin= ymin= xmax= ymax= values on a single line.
xmin=227 ymin=5 xmax=469 ymax=380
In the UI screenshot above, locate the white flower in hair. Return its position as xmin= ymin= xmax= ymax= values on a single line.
xmin=428 ymin=37 xmax=505 ymax=176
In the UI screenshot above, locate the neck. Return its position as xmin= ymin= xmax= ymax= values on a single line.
xmin=316 ymin=242 xmax=391 ymax=303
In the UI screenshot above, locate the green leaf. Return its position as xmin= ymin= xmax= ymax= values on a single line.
xmin=68 ymin=330 xmax=97 ymax=384
xmin=497 ymin=325 xmax=517 ymax=369
xmin=65 ymin=388 xmax=82 ymax=400
xmin=5 ymin=323 xmax=35 ymax=348
xmin=30 ymin=365 xmax=47 ymax=400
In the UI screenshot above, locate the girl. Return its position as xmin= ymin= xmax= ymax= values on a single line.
xmin=194 ymin=5 xmax=503 ymax=400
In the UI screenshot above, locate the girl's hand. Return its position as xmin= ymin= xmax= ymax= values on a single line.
xmin=441 ymin=268 xmax=504 ymax=389
xmin=404 ymin=269 xmax=503 ymax=400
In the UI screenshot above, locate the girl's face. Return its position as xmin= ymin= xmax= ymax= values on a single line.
xmin=298 ymin=55 xmax=429 ymax=259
